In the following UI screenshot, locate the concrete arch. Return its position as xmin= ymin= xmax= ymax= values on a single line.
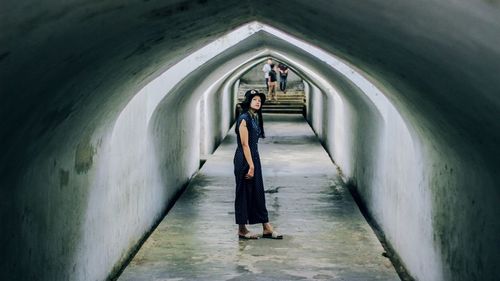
xmin=101 ymin=24 xmax=426 ymax=280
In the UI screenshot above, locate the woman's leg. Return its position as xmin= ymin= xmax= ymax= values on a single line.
xmin=269 ymin=82 xmax=276 ymax=100
xmin=275 ymin=83 xmax=278 ymax=101
xmin=268 ymin=83 xmax=275 ymax=101
xmin=262 ymin=222 xmax=283 ymax=239
xmin=239 ymin=224 xmax=249 ymax=234
xmin=239 ymin=224 xmax=259 ymax=238
xmin=262 ymin=222 xmax=274 ymax=234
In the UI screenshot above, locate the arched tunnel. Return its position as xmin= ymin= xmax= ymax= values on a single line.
xmin=1 ymin=1 xmax=499 ymax=280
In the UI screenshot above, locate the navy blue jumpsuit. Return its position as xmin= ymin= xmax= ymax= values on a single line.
xmin=234 ymin=112 xmax=269 ymax=225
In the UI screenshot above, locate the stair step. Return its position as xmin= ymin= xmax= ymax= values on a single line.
xmin=263 ymin=109 xmax=304 ymax=114
xmin=238 ymin=95 xmax=304 ymax=98
xmin=241 ymin=92 xmax=304 ymax=94
xmin=263 ymin=107 xmax=303 ymax=110
xmin=238 ymin=100 xmax=305 ymax=103
xmin=238 ymin=91 xmax=304 ymax=95
xmin=263 ymin=105 xmax=304 ymax=108
xmin=238 ymin=98 xmax=304 ymax=103
xmin=238 ymin=85 xmax=306 ymax=116
xmin=237 ymin=97 xmax=305 ymax=100
xmin=244 ymin=104 xmax=305 ymax=107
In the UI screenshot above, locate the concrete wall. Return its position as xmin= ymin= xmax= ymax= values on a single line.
xmin=85 ymin=46 xmax=266 ymax=281
xmin=247 ymin=26 xmax=498 ymax=281
xmin=268 ymin=46 xmax=439 ymax=280
xmin=1 ymin=1 xmax=499 ymax=281
xmin=0 ymin=20 xmax=265 ymax=280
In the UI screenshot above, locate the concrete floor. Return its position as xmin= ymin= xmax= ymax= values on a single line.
xmin=118 ymin=114 xmax=400 ymax=281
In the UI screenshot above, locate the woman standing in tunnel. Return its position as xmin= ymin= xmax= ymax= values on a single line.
xmin=234 ymin=89 xmax=283 ymax=240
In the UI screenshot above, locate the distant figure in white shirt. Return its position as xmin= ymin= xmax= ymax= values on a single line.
xmin=262 ymin=58 xmax=272 ymax=91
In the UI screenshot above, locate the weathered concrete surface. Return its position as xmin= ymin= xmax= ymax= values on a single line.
xmin=118 ymin=114 xmax=399 ymax=281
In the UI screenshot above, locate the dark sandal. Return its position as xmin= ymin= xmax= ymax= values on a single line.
xmin=262 ymin=231 xmax=283 ymax=239
xmin=238 ymin=232 xmax=259 ymax=239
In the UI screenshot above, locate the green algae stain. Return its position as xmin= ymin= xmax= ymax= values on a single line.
xmin=74 ymin=135 xmax=96 ymax=174
xmin=59 ymin=169 xmax=69 ymax=189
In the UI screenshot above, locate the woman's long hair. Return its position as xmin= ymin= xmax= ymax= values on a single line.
xmin=238 ymin=101 xmax=266 ymax=139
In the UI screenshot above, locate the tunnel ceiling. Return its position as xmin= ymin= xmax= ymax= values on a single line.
xmin=1 ymin=0 xmax=500 ymax=175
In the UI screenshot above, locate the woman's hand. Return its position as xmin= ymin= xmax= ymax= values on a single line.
xmin=245 ymin=166 xmax=255 ymax=179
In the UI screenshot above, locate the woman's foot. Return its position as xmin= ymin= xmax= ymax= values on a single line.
xmin=262 ymin=231 xmax=283 ymax=239
xmin=238 ymin=230 xmax=259 ymax=239
xmin=238 ymin=226 xmax=259 ymax=239
xmin=262 ymin=223 xmax=283 ymax=239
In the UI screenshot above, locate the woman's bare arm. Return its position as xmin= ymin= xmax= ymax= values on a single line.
xmin=239 ymin=119 xmax=255 ymax=178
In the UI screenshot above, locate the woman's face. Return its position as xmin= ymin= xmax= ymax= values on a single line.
xmin=250 ymin=96 xmax=261 ymax=111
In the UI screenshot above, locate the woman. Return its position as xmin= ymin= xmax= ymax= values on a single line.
xmin=234 ymin=89 xmax=283 ymax=240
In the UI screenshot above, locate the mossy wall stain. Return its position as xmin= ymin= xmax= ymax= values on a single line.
xmin=59 ymin=169 xmax=69 ymax=189
xmin=74 ymin=135 xmax=96 ymax=174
